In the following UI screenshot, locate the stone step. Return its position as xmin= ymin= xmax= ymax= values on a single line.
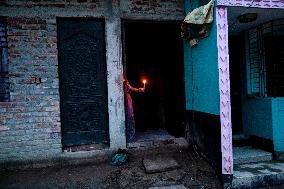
xmin=233 ymin=146 xmax=272 ymax=165
xmin=232 ymin=161 xmax=284 ymax=188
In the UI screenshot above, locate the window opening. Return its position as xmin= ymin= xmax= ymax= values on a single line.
xmin=0 ymin=17 xmax=9 ymax=102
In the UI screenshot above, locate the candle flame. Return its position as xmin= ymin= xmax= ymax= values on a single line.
xmin=143 ymin=80 xmax=147 ymax=84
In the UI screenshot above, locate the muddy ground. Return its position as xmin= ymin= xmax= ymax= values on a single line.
xmin=0 ymin=149 xmax=221 ymax=189
xmin=1 ymin=149 xmax=284 ymax=189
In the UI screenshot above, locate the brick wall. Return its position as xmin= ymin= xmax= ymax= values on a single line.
xmin=0 ymin=0 xmax=183 ymax=162
xmin=0 ymin=16 xmax=61 ymax=161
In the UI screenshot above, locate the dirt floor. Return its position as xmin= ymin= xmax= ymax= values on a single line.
xmin=0 ymin=149 xmax=222 ymax=189
xmin=1 ymin=149 xmax=284 ymax=189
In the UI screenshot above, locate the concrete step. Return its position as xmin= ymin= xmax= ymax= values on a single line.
xmin=233 ymin=146 xmax=272 ymax=165
xmin=128 ymin=137 xmax=189 ymax=151
xmin=232 ymin=161 xmax=284 ymax=188
xmin=233 ymin=134 xmax=250 ymax=147
xmin=233 ymin=134 xmax=249 ymax=141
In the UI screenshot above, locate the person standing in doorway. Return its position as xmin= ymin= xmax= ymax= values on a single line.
xmin=124 ymin=80 xmax=145 ymax=142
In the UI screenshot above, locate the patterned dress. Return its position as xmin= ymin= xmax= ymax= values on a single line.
xmin=124 ymin=82 xmax=138 ymax=142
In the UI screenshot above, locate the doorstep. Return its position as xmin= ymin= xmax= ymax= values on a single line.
xmin=233 ymin=146 xmax=272 ymax=165
xmin=231 ymin=161 xmax=284 ymax=188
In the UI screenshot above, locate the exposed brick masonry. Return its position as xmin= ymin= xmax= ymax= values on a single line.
xmin=0 ymin=0 xmax=183 ymax=162
xmin=0 ymin=16 xmax=61 ymax=161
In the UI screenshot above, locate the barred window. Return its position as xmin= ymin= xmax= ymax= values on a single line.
xmin=248 ymin=19 xmax=284 ymax=97
xmin=0 ymin=17 xmax=9 ymax=102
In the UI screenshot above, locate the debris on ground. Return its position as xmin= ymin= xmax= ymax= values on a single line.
xmin=143 ymin=155 xmax=180 ymax=173
xmin=110 ymin=149 xmax=129 ymax=166
xmin=0 ymin=149 xmax=222 ymax=189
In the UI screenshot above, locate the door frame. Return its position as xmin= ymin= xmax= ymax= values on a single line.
xmin=121 ymin=19 xmax=186 ymax=138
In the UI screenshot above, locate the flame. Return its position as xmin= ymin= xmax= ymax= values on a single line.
xmin=143 ymin=80 xmax=147 ymax=84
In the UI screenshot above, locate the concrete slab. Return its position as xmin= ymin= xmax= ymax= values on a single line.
xmin=143 ymin=156 xmax=180 ymax=173
xmin=232 ymin=161 xmax=284 ymax=188
xmin=149 ymin=185 xmax=188 ymax=189
xmin=233 ymin=146 xmax=272 ymax=165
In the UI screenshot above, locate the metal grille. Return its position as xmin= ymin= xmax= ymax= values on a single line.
xmin=248 ymin=25 xmax=266 ymax=96
xmin=248 ymin=19 xmax=284 ymax=97
xmin=0 ymin=17 xmax=9 ymax=102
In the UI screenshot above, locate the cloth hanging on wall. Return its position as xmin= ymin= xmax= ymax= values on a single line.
xmin=184 ymin=0 xmax=214 ymax=25
xmin=181 ymin=0 xmax=214 ymax=48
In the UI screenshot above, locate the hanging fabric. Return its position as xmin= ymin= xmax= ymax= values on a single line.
xmin=181 ymin=0 xmax=214 ymax=48
xmin=184 ymin=0 xmax=214 ymax=25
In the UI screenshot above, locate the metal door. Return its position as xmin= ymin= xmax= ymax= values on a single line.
xmin=57 ymin=18 xmax=109 ymax=147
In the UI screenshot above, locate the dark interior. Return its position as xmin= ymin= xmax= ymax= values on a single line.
xmin=265 ymin=36 xmax=284 ymax=97
xmin=229 ymin=35 xmax=244 ymax=135
xmin=123 ymin=21 xmax=185 ymax=137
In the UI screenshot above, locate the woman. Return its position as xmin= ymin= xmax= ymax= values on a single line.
xmin=124 ymin=80 xmax=145 ymax=142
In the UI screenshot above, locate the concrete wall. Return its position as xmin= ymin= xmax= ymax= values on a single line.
xmin=242 ymin=98 xmax=273 ymax=140
xmin=184 ymin=0 xmax=220 ymax=115
xmin=183 ymin=0 xmax=222 ymax=174
xmin=272 ymin=98 xmax=284 ymax=152
xmin=0 ymin=0 xmax=183 ymax=162
xmin=242 ymin=97 xmax=284 ymax=152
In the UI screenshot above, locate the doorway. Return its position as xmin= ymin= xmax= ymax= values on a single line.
xmin=123 ymin=21 xmax=185 ymax=141
xmin=229 ymin=35 xmax=244 ymax=135
xmin=57 ymin=18 xmax=109 ymax=148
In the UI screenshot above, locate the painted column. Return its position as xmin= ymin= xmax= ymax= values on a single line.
xmin=216 ymin=6 xmax=233 ymax=175
xmin=105 ymin=3 xmax=127 ymax=149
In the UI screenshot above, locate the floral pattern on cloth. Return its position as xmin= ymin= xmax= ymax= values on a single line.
xmin=184 ymin=0 xmax=214 ymax=25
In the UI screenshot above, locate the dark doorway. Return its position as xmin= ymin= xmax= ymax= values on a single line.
xmin=123 ymin=21 xmax=185 ymax=137
xmin=265 ymin=37 xmax=284 ymax=97
xmin=229 ymin=35 xmax=244 ymax=134
xmin=57 ymin=18 xmax=109 ymax=147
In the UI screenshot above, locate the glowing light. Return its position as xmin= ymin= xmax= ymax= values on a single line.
xmin=142 ymin=79 xmax=147 ymax=89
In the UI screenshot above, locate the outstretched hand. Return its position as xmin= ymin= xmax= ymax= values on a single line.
xmin=138 ymin=88 xmax=145 ymax=93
